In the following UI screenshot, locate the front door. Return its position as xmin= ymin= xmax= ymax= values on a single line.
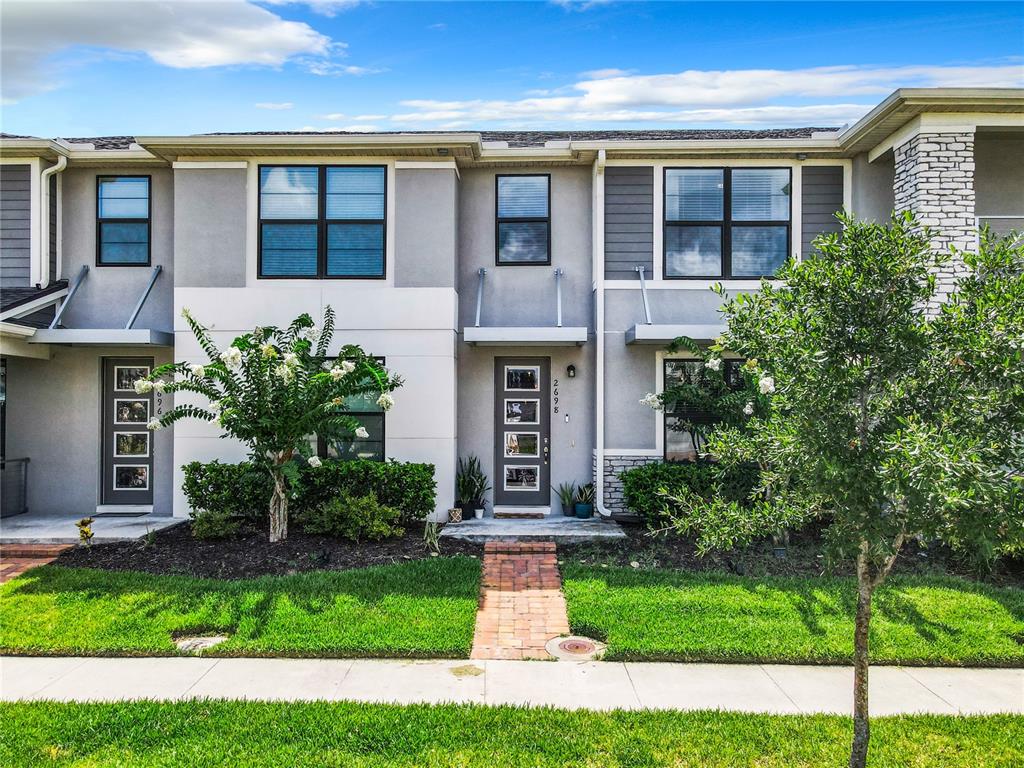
xmin=102 ymin=357 xmax=154 ymax=505
xmin=494 ymin=357 xmax=550 ymax=507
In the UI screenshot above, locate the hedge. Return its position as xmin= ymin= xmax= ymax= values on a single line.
xmin=620 ymin=460 xmax=758 ymax=528
xmin=182 ymin=459 xmax=436 ymax=524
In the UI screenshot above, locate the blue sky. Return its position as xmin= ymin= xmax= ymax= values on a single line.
xmin=2 ymin=1 xmax=1022 ymax=137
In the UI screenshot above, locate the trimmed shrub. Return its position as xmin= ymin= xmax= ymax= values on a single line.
xmin=620 ymin=460 xmax=758 ymax=529
xmin=182 ymin=459 xmax=436 ymax=525
xmin=297 ymin=492 xmax=404 ymax=542
xmin=190 ymin=509 xmax=242 ymax=540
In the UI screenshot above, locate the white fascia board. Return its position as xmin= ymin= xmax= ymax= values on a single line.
xmin=172 ymin=161 xmax=249 ymax=169
xmin=30 ymin=328 xmax=174 ymax=346
xmin=625 ymin=323 xmax=726 ymax=345
xmin=464 ymin=326 xmax=588 ymax=346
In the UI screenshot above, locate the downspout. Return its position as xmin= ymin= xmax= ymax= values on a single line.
xmin=39 ymin=156 xmax=67 ymax=286
xmin=591 ymin=149 xmax=612 ymax=517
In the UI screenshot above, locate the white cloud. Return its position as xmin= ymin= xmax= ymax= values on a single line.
xmin=1 ymin=0 xmax=332 ymax=104
xmin=296 ymin=124 xmax=380 ymax=132
xmin=579 ymin=68 xmax=633 ymax=80
xmin=256 ymin=101 xmax=295 ymax=110
xmin=260 ymin=0 xmax=364 ymax=17
xmin=307 ymin=62 xmax=388 ymax=76
xmin=428 ymin=23 xmax=447 ymax=31
xmin=386 ymin=62 xmax=1024 ymax=128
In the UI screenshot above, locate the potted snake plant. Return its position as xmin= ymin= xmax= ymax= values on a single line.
xmin=555 ymin=482 xmax=576 ymax=516
xmin=456 ymin=456 xmax=490 ymax=520
xmin=574 ymin=482 xmax=595 ymax=519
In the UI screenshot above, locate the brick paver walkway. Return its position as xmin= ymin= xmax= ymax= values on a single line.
xmin=0 ymin=545 xmax=72 ymax=583
xmin=470 ymin=541 xmax=570 ymax=660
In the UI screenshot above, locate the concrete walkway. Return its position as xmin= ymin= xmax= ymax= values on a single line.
xmin=3 ymin=657 xmax=1021 ymax=715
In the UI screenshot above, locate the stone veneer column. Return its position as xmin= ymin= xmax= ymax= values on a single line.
xmin=594 ymin=453 xmax=661 ymax=514
xmin=892 ymin=131 xmax=976 ymax=308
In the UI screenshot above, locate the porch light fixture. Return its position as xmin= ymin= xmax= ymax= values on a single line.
xmin=567 ymin=364 xmax=576 ymax=378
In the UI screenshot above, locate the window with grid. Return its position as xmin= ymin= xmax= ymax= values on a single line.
xmin=259 ymin=165 xmax=386 ymax=278
xmin=663 ymin=358 xmax=744 ymax=462
xmin=316 ymin=360 xmax=386 ymax=462
xmin=97 ymin=176 xmax=150 ymax=265
xmin=496 ymin=174 xmax=550 ymax=264
xmin=664 ymin=168 xmax=790 ymax=279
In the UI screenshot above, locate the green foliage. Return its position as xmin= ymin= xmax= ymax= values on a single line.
xmin=562 ymin=564 xmax=1024 ymax=666
xmin=574 ymin=482 xmax=595 ymax=505
xmin=189 ymin=509 xmax=241 ymax=540
xmin=297 ymin=492 xmax=404 ymax=543
xmin=665 ymin=215 xmax=1024 ymax=573
xmin=182 ymin=459 xmax=436 ymax=527
xmin=76 ymin=517 xmax=94 ymax=546
xmin=555 ymin=482 xmax=576 ymax=510
xmin=4 ymin=702 xmax=1023 ymax=768
xmin=620 ymin=461 xmax=758 ymax=529
xmin=455 ymin=455 xmax=490 ymax=507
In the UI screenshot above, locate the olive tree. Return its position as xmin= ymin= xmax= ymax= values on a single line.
xmin=142 ymin=306 xmax=400 ymax=542
xmin=663 ymin=214 xmax=1024 ymax=768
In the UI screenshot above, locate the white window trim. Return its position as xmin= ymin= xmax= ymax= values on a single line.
xmin=245 ymin=157 xmax=396 ymax=287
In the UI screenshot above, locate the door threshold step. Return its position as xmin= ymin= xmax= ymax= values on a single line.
xmin=493 ymin=506 xmax=550 ymax=519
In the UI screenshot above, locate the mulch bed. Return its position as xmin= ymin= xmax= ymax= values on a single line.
xmin=54 ymin=521 xmax=483 ymax=580
xmin=559 ymin=522 xmax=1024 ymax=587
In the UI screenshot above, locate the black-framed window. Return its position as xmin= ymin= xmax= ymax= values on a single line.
xmin=496 ymin=174 xmax=550 ymax=264
xmin=663 ymin=358 xmax=744 ymax=462
xmin=316 ymin=359 xmax=386 ymax=462
xmin=259 ymin=165 xmax=386 ymax=279
xmin=664 ymin=168 xmax=790 ymax=279
xmin=97 ymin=176 xmax=151 ymax=265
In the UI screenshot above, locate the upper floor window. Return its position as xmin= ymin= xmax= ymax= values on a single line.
xmin=496 ymin=174 xmax=550 ymax=265
xmin=97 ymin=176 xmax=150 ymax=266
xmin=259 ymin=165 xmax=386 ymax=279
xmin=664 ymin=168 xmax=790 ymax=279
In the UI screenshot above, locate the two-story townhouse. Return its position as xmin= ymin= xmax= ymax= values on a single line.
xmin=1 ymin=88 xmax=1021 ymax=530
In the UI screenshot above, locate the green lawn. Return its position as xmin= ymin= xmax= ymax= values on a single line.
xmin=1 ymin=701 xmax=1021 ymax=768
xmin=0 ymin=558 xmax=480 ymax=658
xmin=562 ymin=565 xmax=1024 ymax=665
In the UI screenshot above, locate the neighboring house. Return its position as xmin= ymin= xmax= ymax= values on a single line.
xmin=1 ymin=88 xmax=1021 ymax=523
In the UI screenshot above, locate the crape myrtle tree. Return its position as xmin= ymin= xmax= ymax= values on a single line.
xmin=662 ymin=213 xmax=1024 ymax=768
xmin=140 ymin=306 xmax=401 ymax=542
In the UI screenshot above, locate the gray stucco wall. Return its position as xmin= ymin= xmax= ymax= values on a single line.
xmin=605 ymin=285 xmax=729 ymax=331
xmin=603 ymin=340 xmax=657 ymax=450
xmin=801 ymin=166 xmax=844 ymax=257
xmin=975 ymin=134 xmax=1024 ymax=219
xmin=457 ymin=167 xmax=593 ymax=330
xmin=604 ymin=166 xmax=653 ymax=280
xmin=396 ymin=168 xmax=458 ymax=288
xmin=851 ymin=152 xmax=895 ymax=223
xmin=5 ymin=346 xmax=174 ymax=516
xmin=60 ymin=166 xmax=174 ymax=330
xmin=173 ymin=168 xmax=246 ymax=288
xmin=1 ymin=164 xmax=31 ymax=288
xmin=457 ymin=343 xmax=594 ymax=511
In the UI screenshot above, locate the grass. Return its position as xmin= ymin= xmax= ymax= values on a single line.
xmin=1 ymin=701 xmax=1021 ymax=767
xmin=0 ymin=558 xmax=480 ymax=658
xmin=562 ymin=565 xmax=1024 ymax=665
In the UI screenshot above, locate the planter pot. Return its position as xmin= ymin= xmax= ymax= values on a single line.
xmin=474 ymin=508 xmax=484 ymax=520
xmin=448 ymin=508 xmax=463 ymax=524
xmin=561 ymin=501 xmax=575 ymax=516
xmin=460 ymin=502 xmax=475 ymax=520
xmin=574 ymin=503 xmax=594 ymax=519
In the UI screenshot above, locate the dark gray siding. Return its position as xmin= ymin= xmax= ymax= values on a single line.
xmin=801 ymin=166 xmax=844 ymax=258
xmin=1 ymin=164 xmax=32 ymax=288
xmin=604 ymin=166 xmax=653 ymax=280
xmin=48 ymin=174 xmax=57 ymax=282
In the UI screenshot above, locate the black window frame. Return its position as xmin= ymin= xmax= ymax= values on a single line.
xmin=96 ymin=175 xmax=152 ymax=267
xmin=663 ymin=167 xmax=791 ymax=280
xmin=315 ymin=356 xmax=387 ymax=462
xmin=662 ymin=357 xmax=745 ymax=463
xmin=494 ymin=173 xmax=552 ymax=266
xmin=258 ymin=164 xmax=387 ymax=280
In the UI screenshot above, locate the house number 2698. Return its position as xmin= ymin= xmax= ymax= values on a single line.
xmin=552 ymin=378 xmax=559 ymax=414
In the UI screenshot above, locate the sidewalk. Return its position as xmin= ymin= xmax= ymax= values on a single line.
xmin=3 ymin=656 xmax=1021 ymax=715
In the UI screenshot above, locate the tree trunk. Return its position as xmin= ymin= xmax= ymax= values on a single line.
xmin=268 ymin=451 xmax=292 ymax=543
xmin=850 ymin=550 xmax=874 ymax=768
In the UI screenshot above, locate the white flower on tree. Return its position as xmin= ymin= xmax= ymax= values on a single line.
xmin=261 ymin=344 xmax=277 ymax=359
xmin=355 ymin=426 xmax=370 ymax=439
xmin=307 ymin=455 xmax=322 ymax=468
xmin=759 ymin=376 xmax=776 ymax=395
xmin=190 ymin=364 xmax=205 ymax=378
xmin=274 ymin=363 xmax=295 ymax=384
xmin=299 ymin=325 xmax=319 ymax=343
xmin=282 ymin=352 xmax=299 ymax=367
xmin=134 ymin=379 xmax=154 ymax=394
xmin=329 ymin=366 xmax=345 ymax=382
xmin=152 ymin=380 xmax=167 ymax=393
xmin=640 ymin=392 xmax=663 ymax=410
xmin=146 ymin=418 xmax=163 ymax=431
xmin=341 ymin=360 xmax=356 ymax=374
xmin=377 ymin=392 xmax=395 ymax=411
xmin=705 ymin=357 xmax=722 ymax=372
xmin=743 ymin=402 xmax=755 ymax=416
xmin=220 ymin=347 xmax=243 ymax=371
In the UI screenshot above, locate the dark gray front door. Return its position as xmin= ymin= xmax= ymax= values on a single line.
xmin=102 ymin=357 xmax=154 ymax=505
xmin=494 ymin=357 xmax=549 ymax=507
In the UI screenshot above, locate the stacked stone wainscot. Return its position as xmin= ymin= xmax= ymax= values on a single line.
xmin=593 ymin=452 xmax=661 ymax=515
